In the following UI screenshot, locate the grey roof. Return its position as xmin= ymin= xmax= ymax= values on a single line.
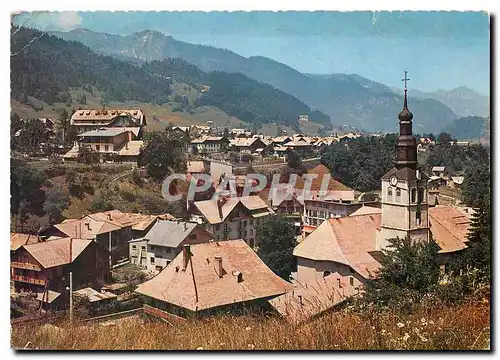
xmin=144 ymin=220 xmax=198 ymax=248
xmin=78 ymin=127 xmax=140 ymax=138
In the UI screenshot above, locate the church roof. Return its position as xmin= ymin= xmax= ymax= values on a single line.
xmin=293 ymin=215 xmax=382 ymax=279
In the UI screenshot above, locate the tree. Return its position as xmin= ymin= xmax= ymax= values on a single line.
xmin=91 ymin=189 xmax=114 ymax=212
xmin=287 ymin=150 xmax=302 ymax=170
xmin=461 ymin=163 xmax=490 ymax=209
xmin=361 ymin=237 xmax=440 ymax=311
xmin=437 ymin=132 xmax=453 ymax=147
xmin=256 ymin=215 xmax=297 ymax=280
xmin=454 ymin=163 xmax=491 ymax=281
xmin=139 ymin=128 xmax=188 ymax=180
xmin=77 ymin=145 xmax=100 ymax=165
xmin=17 ymin=118 xmax=47 ymax=155
xmin=43 ymin=187 xmax=69 ymax=224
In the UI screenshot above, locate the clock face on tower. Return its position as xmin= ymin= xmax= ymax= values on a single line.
xmin=390 ymin=176 xmax=398 ymax=186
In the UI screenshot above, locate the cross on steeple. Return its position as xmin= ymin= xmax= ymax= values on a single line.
xmin=401 ymin=70 xmax=410 ymax=110
xmin=402 ymin=70 xmax=410 ymax=91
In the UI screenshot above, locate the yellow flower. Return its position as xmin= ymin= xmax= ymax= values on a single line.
xmin=397 ymin=322 xmax=405 ymax=328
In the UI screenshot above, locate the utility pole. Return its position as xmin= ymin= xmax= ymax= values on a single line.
xmin=69 ymin=237 xmax=73 ymax=323
xmin=69 ymin=271 xmax=73 ymax=323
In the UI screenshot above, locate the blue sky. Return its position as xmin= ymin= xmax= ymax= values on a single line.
xmin=13 ymin=11 xmax=490 ymax=94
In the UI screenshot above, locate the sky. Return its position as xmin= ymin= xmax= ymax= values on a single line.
xmin=12 ymin=11 xmax=490 ymax=95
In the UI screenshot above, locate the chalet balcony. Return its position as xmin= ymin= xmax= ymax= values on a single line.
xmin=12 ymin=274 xmax=46 ymax=285
xmin=11 ymin=262 xmax=42 ymax=271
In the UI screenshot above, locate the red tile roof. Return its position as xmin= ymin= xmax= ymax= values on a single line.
xmin=429 ymin=206 xmax=470 ymax=253
xmin=23 ymin=238 xmax=93 ymax=269
xmin=294 ymin=215 xmax=382 ymax=278
xmin=136 ymin=239 xmax=293 ymax=311
xmin=11 ymin=233 xmax=41 ymax=251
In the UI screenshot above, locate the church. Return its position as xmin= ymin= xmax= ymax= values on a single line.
xmin=279 ymin=75 xmax=471 ymax=317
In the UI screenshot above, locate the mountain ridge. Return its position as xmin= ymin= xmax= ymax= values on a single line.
xmin=50 ymin=28 xmax=460 ymax=133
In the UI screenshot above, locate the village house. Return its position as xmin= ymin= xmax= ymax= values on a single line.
xmin=11 ymin=235 xmax=109 ymax=309
xmin=128 ymin=220 xmax=213 ymax=271
xmin=190 ymin=195 xmax=274 ymax=249
xmin=70 ymin=109 xmax=146 ymax=134
xmin=229 ymin=137 xmax=269 ymax=154
xmin=40 ymin=210 xmax=171 ymax=266
xmin=449 ymin=176 xmax=465 ymax=189
xmin=63 ymin=127 xmax=143 ymax=164
xmin=431 ymin=166 xmax=450 ymax=179
xmin=190 ymin=136 xmax=229 ymax=154
xmin=136 ymin=240 xmax=293 ymax=320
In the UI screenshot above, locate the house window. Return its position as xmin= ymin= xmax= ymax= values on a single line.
xmin=141 ymin=246 xmax=146 ymax=251
xmin=250 ymin=219 xmax=254 ymax=226
xmin=350 ymin=277 xmax=354 ymax=287
xmin=249 ymin=229 xmax=253 ymax=235
xmin=411 ymin=188 xmax=417 ymax=203
xmin=323 ymin=271 xmax=331 ymax=277
xmin=416 ymin=211 xmax=422 ymax=225
xmin=224 ymin=224 xmax=229 ymax=233
xmin=96 ymin=145 xmax=100 ymax=151
xmin=150 ymin=257 xmax=155 ymax=264
xmin=215 ymin=224 xmax=221 ymax=231
xmin=105 ymin=145 xmax=109 ymax=152
xmin=132 ymin=245 xmax=136 ymax=250
xmin=387 ymin=187 xmax=392 ymax=197
xmin=395 ymin=188 xmax=401 ymax=201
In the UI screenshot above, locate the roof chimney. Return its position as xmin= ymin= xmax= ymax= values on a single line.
xmin=107 ymin=213 xmax=112 ymax=221
xmin=85 ymin=222 xmax=91 ymax=230
xmin=298 ymin=295 xmax=303 ymax=307
xmin=182 ymin=245 xmax=191 ymax=271
xmin=214 ymin=256 xmax=223 ymax=278
xmin=183 ymin=222 xmax=187 ymax=232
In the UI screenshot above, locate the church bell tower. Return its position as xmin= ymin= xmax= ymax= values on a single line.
xmin=377 ymin=71 xmax=430 ymax=250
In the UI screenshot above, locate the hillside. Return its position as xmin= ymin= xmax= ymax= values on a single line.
xmin=440 ymin=116 xmax=489 ymax=141
xmin=50 ymin=28 xmax=459 ymax=133
xmin=11 ymin=27 xmax=329 ymax=131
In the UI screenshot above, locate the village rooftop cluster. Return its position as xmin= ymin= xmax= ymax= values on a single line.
xmin=11 ymin=89 xmax=474 ymax=326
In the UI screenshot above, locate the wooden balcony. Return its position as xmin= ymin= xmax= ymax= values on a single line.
xmin=11 ymin=262 xmax=41 ymax=271
xmin=12 ymin=274 xmax=46 ymax=285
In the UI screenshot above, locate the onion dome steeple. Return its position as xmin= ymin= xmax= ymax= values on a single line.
xmin=395 ymin=70 xmax=417 ymax=170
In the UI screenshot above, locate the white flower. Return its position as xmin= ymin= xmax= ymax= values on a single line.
xmin=248 ymin=344 xmax=255 ymax=349
xmin=197 ymin=347 xmax=204 ymax=350
xmin=402 ymin=333 xmax=410 ymax=342
xmin=421 ymin=318 xmax=426 ymax=323
xmin=429 ymin=320 xmax=435 ymax=325
xmin=397 ymin=322 xmax=405 ymax=328
xmin=245 ymin=326 xmax=251 ymax=331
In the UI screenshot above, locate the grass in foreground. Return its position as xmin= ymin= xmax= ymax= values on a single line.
xmin=11 ymin=296 xmax=489 ymax=350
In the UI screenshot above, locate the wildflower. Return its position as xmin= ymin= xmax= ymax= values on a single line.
xmin=245 ymin=326 xmax=252 ymax=331
xmin=397 ymin=322 xmax=405 ymax=328
xmin=371 ymin=326 xmax=375 ymax=330
xmin=420 ymin=318 xmax=426 ymax=323
xmin=381 ymin=329 xmax=386 ymax=334
xmin=247 ymin=344 xmax=255 ymax=349
xmin=197 ymin=347 xmax=204 ymax=350
xmin=420 ymin=336 xmax=428 ymax=343
xmin=428 ymin=320 xmax=434 ymax=325
xmin=402 ymin=333 xmax=410 ymax=342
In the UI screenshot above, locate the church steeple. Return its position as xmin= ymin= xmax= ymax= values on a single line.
xmin=395 ymin=70 xmax=417 ymax=170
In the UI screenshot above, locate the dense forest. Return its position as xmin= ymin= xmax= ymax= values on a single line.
xmin=321 ymin=133 xmax=490 ymax=192
xmin=11 ymin=27 xmax=330 ymax=130
xmin=11 ymin=27 xmax=173 ymax=105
